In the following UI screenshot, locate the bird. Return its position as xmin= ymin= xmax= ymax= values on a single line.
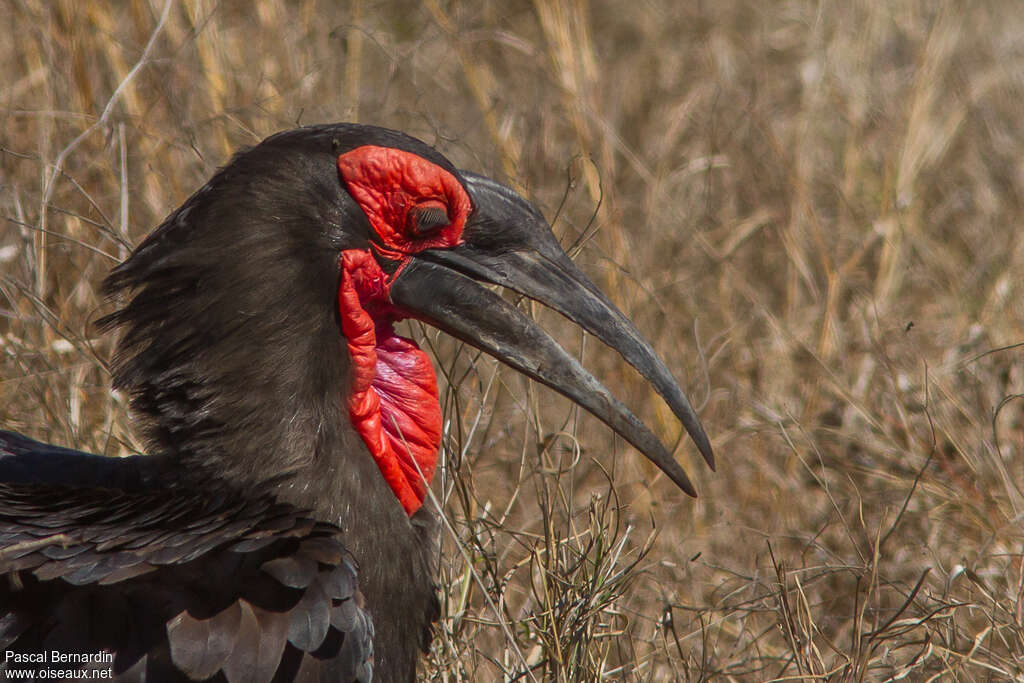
xmin=0 ymin=123 xmax=714 ymax=682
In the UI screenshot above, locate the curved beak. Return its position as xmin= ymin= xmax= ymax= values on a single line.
xmin=389 ymin=172 xmax=713 ymax=496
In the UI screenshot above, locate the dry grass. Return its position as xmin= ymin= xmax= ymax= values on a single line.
xmin=3 ymin=1 xmax=1024 ymax=680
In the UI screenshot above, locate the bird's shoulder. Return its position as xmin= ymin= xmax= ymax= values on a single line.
xmin=0 ymin=430 xmax=374 ymax=682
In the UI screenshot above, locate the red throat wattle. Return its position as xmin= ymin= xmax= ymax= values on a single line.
xmin=336 ymin=145 xmax=472 ymax=515
xmin=339 ymin=249 xmax=441 ymax=516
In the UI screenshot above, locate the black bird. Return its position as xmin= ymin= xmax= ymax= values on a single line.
xmin=0 ymin=124 xmax=714 ymax=682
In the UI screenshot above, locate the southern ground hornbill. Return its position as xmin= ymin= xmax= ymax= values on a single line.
xmin=0 ymin=124 xmax=714 ymax=681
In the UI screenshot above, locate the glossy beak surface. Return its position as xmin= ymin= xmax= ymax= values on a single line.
xmin=390 ymin=172 xmax=712 ymax=495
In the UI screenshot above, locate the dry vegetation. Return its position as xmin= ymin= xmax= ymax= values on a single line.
xmin=3 ymin=1 xmax=1024 ymax=680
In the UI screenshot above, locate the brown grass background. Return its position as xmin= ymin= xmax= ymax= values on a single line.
xmin=3 ymin=1 xmax=1024 ymax=680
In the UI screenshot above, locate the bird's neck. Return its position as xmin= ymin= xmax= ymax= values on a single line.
xmin=105 ymin=244 xmax=444 ymax=522
xmin=100 ymin=152 xmax=446 ymax=520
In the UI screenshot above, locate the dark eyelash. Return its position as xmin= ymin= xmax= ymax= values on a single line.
xmin=408 ymin=205 xmax=450 ymax=236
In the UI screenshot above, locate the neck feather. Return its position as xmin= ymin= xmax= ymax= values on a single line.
xmin=99 ymin=148 xmax=364 ymax=503
xmin=99 ymin=140 xmax=443 ymax=521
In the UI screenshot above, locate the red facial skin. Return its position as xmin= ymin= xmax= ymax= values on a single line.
xmin=338 ymin=145 xmax=471 ymax=261
xmin=336 ymin=146 xmax=471 ymax=515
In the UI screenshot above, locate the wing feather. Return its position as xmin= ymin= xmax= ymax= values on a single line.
xmin=0 ymin=431 xmax=375 ymax=683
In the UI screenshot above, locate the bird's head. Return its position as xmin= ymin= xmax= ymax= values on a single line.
xmin=103 ymin=124 xmax=713 ymax=515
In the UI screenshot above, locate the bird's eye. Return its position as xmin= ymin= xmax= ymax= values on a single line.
xmin=406 ymin=202 xmax=450 ymax=237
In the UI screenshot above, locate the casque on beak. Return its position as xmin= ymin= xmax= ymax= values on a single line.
xmin=389 ymin=172 xmax=713 ymax=496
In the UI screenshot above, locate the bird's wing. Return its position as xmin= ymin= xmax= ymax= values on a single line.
xmin=0 ymin=432 xmax=373 ymax=683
